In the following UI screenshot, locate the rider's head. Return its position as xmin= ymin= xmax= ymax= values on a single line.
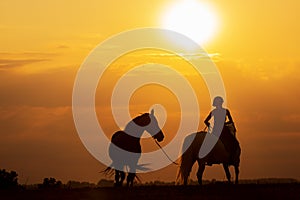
xmin=213 ymin=96 xmax=224 ymax=107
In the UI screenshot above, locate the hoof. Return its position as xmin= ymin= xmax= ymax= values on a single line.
xmin=114 ymin=182 xmax=122 ymax=187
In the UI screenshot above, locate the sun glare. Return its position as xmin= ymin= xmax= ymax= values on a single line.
xmin=162 ymin=0 xmax=218 ymax=45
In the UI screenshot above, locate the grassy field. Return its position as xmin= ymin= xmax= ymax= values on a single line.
xmin=1 ymin=183 xmax=299 ymax=200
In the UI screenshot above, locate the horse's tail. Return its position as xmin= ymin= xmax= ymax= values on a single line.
xmin=99 ymin=164 xmax=115 ymax=177
xmin=175 ymin=157 xmax=188 ymax=185
xmin=176 ymin=133 xmax=199 ymax=185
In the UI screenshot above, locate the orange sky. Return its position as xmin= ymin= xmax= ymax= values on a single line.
xmin=1 ymin=0 xmax=300 ymax=184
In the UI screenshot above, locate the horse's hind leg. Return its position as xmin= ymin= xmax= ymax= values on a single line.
xmin=114 ymin=170 xmax=126 ymax=187
xmin=222 ymin=164 xmax=231 ymax=183
xmin=234 ymin=165 xmax=239 ymax=184
xmin=196 ymin=160 xmax=205 ymax=185
xmin=120 ymin=171 xmax=125 ymax=185
xmin=114 ymin=170 xmax=121 ymax=187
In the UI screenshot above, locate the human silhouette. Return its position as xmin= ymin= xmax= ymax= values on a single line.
xmin=204 ymin=96 xmax=236 ymax=132
xmin=204 ymin=96 xmax=239 ymax=165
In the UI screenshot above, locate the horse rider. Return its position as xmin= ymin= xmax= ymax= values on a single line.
xmin=204 ymin=96 xmax=236 ymax=136
xmin=204 ymin=96 xmax=238 ymax=164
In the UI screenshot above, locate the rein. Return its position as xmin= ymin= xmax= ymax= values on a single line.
xmin=154 ymin=139 xmax=179 ymax=166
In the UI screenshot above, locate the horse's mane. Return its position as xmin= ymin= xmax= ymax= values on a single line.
xmin=132 ymin=113 xmax=150 ymax=127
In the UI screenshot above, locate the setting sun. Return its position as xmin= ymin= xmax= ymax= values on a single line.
xmin=1 ymin=0 xmax=300 ymax=195
xmin=162 ymin=0 xmax=218 ymax=45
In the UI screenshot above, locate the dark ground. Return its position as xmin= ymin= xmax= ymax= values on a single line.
xmin=1 ymin=183 xmax=299 ymax=200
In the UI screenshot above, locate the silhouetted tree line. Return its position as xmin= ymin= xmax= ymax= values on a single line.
xmin=0 ymin=169 xmax=19 ymax=189
xmin=67 ymin=180 xmax=97 ymax=189
xmin=38 ymin=177 xmax=62 ymax=189
xmin=1 ymin=168 xmax=298 ymax=190
xmin=97 ymin=179 xmax=114 ymax=187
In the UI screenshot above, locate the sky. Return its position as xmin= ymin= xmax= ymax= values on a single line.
xmin=1 ymin=0 xmax=300 ymax=184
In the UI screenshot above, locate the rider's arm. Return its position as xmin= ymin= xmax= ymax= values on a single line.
xmin=226 ymin=109 xmax=234 ymax=124
xmin=226 ymin=109 xmax=237 ymax=133
xmin=204 ymin=112 xmax=212 ymax=127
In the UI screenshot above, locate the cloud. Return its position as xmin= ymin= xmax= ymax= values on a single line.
xmin=0 ymin=59 xmax=50 ymax=69
xmin=0 ymin=105 xmax=103 ymax=184
xmin=0 ymin=57 xmax=300 ymax=183
xmin=0 ymin=51 xmax=58 ymax=71
xmin=127 ymin=51 xmax=219 ymax=61
xmin=56 ymin=44 xmax=70 ymax=49
xmin=0 ymin=65 xmax=76 ymax=107
xmin=237 ymin=112 xmax=300 ymax=134
xmin=219 ymin=58 xmax=299 ymax=81
xmin=0 ymin=51 xmax=57 ymax=58
xmin=214 ymin=59 xmax=300 ymax=136
xmin=0 ymin=106 xmax=71 ymax=138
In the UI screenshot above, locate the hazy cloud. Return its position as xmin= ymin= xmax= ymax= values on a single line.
xmin=0 ymin=58 xmax=50 ymax=69
xmin=1 ymin=57 xmax=300 ymax=183
xmin=0 ymin=51 xmax=58 ymax=71
xmin=0 ymin=66 xmax=76 ymax=107
xmin=0 ymin=105 xmax=102 ymax=184
xmin=127 ymin=51 xmax=220 ymax=61
xmin=0 ymin=51 xmax=58 ymax=58
xmin=56 ymin=44 xmax=70 ymax=49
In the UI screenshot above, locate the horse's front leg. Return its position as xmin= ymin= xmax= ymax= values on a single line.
xmin=234 ymin=165 xmax=239 ymax=184
xmin=126 ymin=154 xmax=140 ymax=187
xmin=114 ymin=170 xmax=121 ymax=187
xmin=183 ymin=175 xmax=188 ymax=186
xmin=196 ymin=160 xmax=205 ymax=185
xmin=222 ymin=163 xmax=231 ymax=183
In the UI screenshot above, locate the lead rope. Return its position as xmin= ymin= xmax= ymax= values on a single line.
xmin=154 ymin=139 xmax=179 ymax=166
xmin=154 ymin=126 xmax=208 ymax=166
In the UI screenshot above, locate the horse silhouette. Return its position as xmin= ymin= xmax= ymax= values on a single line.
xmin=105 ymin=109 xmax=164 ymax=187
xmin=176 ymin=126 xmax=241 ymax=185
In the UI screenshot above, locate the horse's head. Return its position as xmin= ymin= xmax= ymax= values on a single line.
xmin=133 ymin=109 xmax=164 ymax=142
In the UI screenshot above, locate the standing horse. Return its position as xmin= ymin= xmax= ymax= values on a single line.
xmin=105 ymin=109 xmax=164 ymax=187
xmin=176 ymin=129 xmax=241 ymax=185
